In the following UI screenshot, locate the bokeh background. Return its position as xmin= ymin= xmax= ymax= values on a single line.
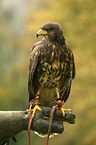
xmin=0 ymin=0 xmax=96 ymax=145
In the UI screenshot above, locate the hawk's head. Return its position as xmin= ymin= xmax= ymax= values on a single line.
xmin=36 ymin=23 xmax=65 ymax=45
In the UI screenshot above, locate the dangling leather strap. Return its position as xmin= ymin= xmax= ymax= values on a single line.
xmin=28 ymin=104 xmax=32 ymax=145
xmin=46 ymin=104 xmax=58 ymax=145
xmin=28 ymin=97 xmax=40 ymax=145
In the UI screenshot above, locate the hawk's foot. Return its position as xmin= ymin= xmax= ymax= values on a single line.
xmin=31 ymin=104 xmax=41 ymax=118
xmin=25 ymin=104 xmax=41 ymax=117
xmin=25 ymin=92 xmax=41 ymax=114
xmin=25 ymin=108 xmax=33 ymax=114
xmin=56 ymin=106 xmax=72 ymax=116
xmin=27 ymin=93 xmax=41 ymax=145
xmin=56 ymin=99 xmax=72 ymax=116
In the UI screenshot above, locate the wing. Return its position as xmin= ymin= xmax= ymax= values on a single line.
xmin=60 ymin=79 xmax=71 ymax=103
xmin=28 ymin=44 xmax=40 ymax=102
xmin=72 ymin=53 xmax=76 ymax=79
xmin=60 ymin=49 xmax=76 ymax=103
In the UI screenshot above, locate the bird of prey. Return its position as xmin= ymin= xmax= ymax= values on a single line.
xmin=27 ymin=22 xmax=75 ymax=140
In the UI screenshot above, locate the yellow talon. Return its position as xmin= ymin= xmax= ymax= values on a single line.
xmin=32 ymin=105 xmax=41 ymax=118
xmin=60 ymin=108 xmax=72 ymax=116
xmin=25 ymin=109 xmax=33 ymax=113
xmin=56 ymin=107 xmax=72 ymax=116
xmin=64 ymin=109 xmax=72 ymax=112
xmin=60 ymin=107 xmax=65 ymax=116
xmin=56 ymin=91 xmax=72 ymax=116
xmin=26 ymin=91 xmax=41 ymax=114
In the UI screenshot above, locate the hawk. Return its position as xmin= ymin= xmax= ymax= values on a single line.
xmin=27 ymin=23 xmax=75 ymax=140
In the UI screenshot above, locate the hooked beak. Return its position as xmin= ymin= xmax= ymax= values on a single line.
xmin=36 ymin=29 xmax=47 ymax=38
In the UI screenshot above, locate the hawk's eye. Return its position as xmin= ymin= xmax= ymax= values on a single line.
xmin=45 ymin=28 xmax=54 ymax=31
xmin=49 ymin=28 xmax=54 ymax=30
xmin=45 ymin=28 xmax=49 ymax=31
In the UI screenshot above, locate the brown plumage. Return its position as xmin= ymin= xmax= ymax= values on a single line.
xmin=28 ymin=22 xmax=75 ymax=107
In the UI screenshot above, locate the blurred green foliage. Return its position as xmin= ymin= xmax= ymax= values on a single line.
xmin=0 ymin=0 xmax=96 ymax=145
